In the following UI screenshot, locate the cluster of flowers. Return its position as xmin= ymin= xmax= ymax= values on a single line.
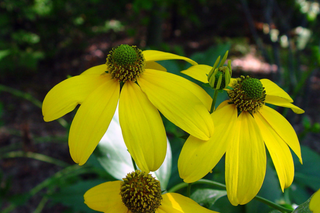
xmin=42 ymin=44 xmax=318 ymax=213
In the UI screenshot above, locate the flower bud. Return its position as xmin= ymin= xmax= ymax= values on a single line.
xmin=207 ymin=51 xmax=232 ymax=90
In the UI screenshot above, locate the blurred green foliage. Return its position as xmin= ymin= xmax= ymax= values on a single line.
xmin=1 ymin=0 xmax=320 ymax=212
xmin=0 ymin=0 xmax=129 ymax=77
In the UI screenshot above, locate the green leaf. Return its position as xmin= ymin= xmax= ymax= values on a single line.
xmin=191 ymin=188 xmax=227 ymax=208
xmin=49 ymin=180 xmax=104 ymax=213
xmin=94 ymin=106 xmax=172 ymax=190
xmin=0 ymin=49 xmax=10 ymax=60
xmin=294 ymin=146 xmax=320 ymax=191
xmin=302 ymin=116 xmax=312 ymax=129
xmin=290 ymin=183 xmax=312 ymax=205
xmin=190 ymin=43 xmax=231 ymax=66
xmin=292 ymin=197 xmax=312 ymax=213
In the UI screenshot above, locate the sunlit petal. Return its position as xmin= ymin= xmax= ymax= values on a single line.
xmin=255 ymin=112 xmax=294 ymax=191
xmin=42 ymin=74 xmax=108 ymax=122
xmin=181 ymin=64 xmax=211 ymax=83
xmin=178 ymin=103 xmax=236 ymax=183
xmin=226 ymin=112 xmax=266 ymax=206
xmin=146 ymin=61 xmax=167 ymax=71
xmin=69 ymin=78 xmax=119 ymax=165
xmin=81 ymin=64 xmax=107 ymax=75
xmin=159 ymin=193 xmax=217 ymax=213
xmin=119 ymin=81 xmax=167 ymax=172
xmin=310 ymin=189 xmax=320 ymax=213
xmin=138 ymin=69 xmax=213 ymax=140
xmin=259 ymin=106 xmax=303 ymax=163
xmin=261 ymin=79 xmax=293 ymax=102
xmin=143 ymin=50 xmax=197 ymax=65
xmin=265 ymin=96 xmax=305 ymax=114
xmin=84 ymin=181 xmax=127 ymax=213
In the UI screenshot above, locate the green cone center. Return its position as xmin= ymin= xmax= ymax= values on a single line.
xmin=228 ymin=76 xmax=266 ymax=114
xmin=241 ymin=78 xmax=264 ymax=99
xmin=120 ymin=170 xmax=162 ymax=213
xmin=106 ymin=44 xmax=145 ymax=83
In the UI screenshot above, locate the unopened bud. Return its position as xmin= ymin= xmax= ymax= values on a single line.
xmin=207 ymin=51 xmax=232 ymax=90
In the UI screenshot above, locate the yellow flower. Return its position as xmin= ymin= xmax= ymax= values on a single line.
xmin=178 ymin=75 xmax=304 ymax=206
xmin=84 ymin=170 xmax=217 ymax=213
xmin=42 ymin=44 xmax=213 ymax=172
xmin=310 ymin=189 xmax=320 ymax=213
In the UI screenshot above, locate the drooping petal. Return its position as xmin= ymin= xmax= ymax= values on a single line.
xmin=260 ymin=79 xmax=293 ymax=102
xmin=178 ymin=103 xmax=235 ymax=183
xmin=225 ymin=112 xmax=266 ymax=206
xmin=84 ymin=181 xmax=128 ymax=213
xmin=81 ymin=64 xmax=107 ymax=75
xmin=119 ymin=81 xmax=167 ymax=172
xmin=261 ymin=79 xmax=304 ymax=114
xmin=264 ymin=96 xmax=305 ymax=114
xmin=310 ymin=189 xmax=320 ymax=213
xmin=145 ymin=61 xmax=167 ymax=71
xmin=258 ymin=106 xmax=303 ymax=163
xmin=42 ymin=74 xmax=108 ymax=122
xmin=159 ymin=193 xmax=217 ymax=213
xmin=138 ymin=69 xmax=213 ymax=140
xmin=255 ymin=111 xmax=294 ymax=191
xmin=181 ymin=64 xmax=211 ymax=83
xmin=143 ymin=50 xmax=197 ymax=65
xmin=69 ymin=78 xmax=119 ymax=165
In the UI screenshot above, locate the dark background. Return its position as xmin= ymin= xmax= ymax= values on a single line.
xmin=1 ymin=0 xmax=320 ymax=212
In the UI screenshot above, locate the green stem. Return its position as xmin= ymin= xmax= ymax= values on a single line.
xmin=131 ymin=156 xmax=138 ymax=171
xmin=187 ymin=183 xmax=192 ymax=197
xmin=0 ymin=84 xmax=42 ymax=108
xmin=254 ymin=195 xmax=293 ymax=212
xmin=1 ymin=151 xmax=70 ymax=167
xmin=210 ymin=90 xmax=219 ymax=113
xmin=1 ymin=204 xmax=16 ymax=213
xmin=0 ymin=151 xmax=69 ymax=167
xmin=0 ymin=84 xmax=69 ymax=129
xmin=168 ymin=179 xmax=292 ymax=212
xmin=33 ymin=196 xmax=49 ymax=213
xmin=30 ymin=164 xmax=96 ymax=196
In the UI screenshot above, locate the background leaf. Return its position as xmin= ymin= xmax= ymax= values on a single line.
xmin=191 ymin=188 xmax=227 ymax=208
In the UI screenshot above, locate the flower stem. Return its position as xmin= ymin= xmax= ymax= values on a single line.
xmin=131 ymin=156 xmax=138 ymax=171
xmin=210 ymin=90 xmax=219 ymax=113
xmin=187 ymin=183 xmax=192 ymax=197
xmin=168 ymin=179 xmax=292 ymax=212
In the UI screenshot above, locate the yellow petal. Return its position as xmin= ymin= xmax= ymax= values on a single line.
xmin=178 ymin=103 xmax=235 ymax=183
xmin=69 ymin=78 xmax=119 ymax=165
xmin=146 ymin=61 xmax=167 ymax=71
xmin=84 ymin=181 xmax=127 ymax=213
xmin=119 ymin=82 xmax=167 ymax=172
xmin=181 ymin=64 xmax=211 ymax=83
xmin=143 ymin=50 xmax=197 ymax=65
xmin=255 ymin=111 xmax=294 ymax=191
xmin=138 ymin=69 xmax=213 ymax=140
xmin=159 ymin=193 xmax=218 ymax=213
xmin=260 ymin=79 xmax=293 ymax=102
xmin=42 ymin=74 xmax=108 ymax=122
xmin=258 ymin=106 xmax=303 ymax=164
xmin=81 ymin=64 xmax=107 ymax=75
xmin=265 ymin=96 xmax=305 ymax=114
xmin=226 ymin=112 xmax=266 ymax=206
xmin=310 ymin=189 xmax=320 ymax=213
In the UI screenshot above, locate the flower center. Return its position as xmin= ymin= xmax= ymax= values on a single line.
xmin=106 ymin=44 xmax=145 ymax=83
xmin=120 ymin=170 xmax=162 ymax=213
xmin=228 ymin=76 xmax=266 ymax=114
